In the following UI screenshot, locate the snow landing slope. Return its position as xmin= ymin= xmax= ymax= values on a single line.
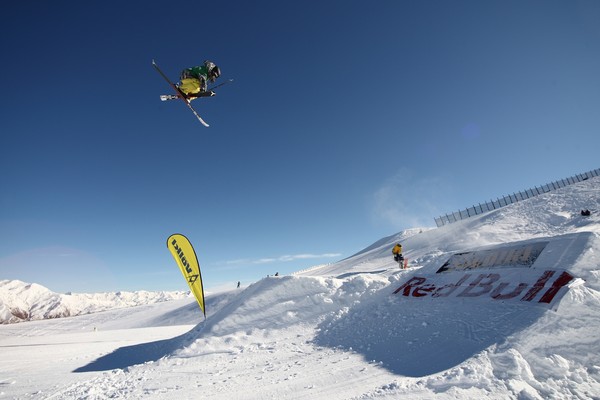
xmin=1 ymin=177 xmax=599 ymax=399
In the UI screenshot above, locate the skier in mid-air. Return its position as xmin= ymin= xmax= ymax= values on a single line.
xmin=178 ymin=60 xmax=221 ymax=100
xmin=152 ymin=59 xmax=228 ymax=127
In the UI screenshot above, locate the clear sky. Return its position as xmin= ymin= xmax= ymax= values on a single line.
xmin=1 ymin=1 xmax=599 ymax=294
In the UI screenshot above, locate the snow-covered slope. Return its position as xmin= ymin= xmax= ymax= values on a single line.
xmin=1 ymin=176 xmax=599 ymax=399
xmin=0 ymin=280 xmax=190 ymax=324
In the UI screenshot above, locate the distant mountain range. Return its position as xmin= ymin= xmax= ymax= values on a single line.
xmin=0 ymin=279 xmax=190 ymax=324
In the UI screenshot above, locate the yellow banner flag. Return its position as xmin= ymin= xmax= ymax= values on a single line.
xmin=167 ymin=234 xmax=206 ymax=316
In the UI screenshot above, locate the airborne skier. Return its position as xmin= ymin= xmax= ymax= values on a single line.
xmin=152 ymin=60 xmax=217 ymax=127
xmin=153 ymin=59 xmax=230 ymax=127
xmin=178 ymin=60 xmax=221 ymax=100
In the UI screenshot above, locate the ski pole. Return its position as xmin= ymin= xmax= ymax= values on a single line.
xmin=208 ymin=78 xmax=234 ymax=91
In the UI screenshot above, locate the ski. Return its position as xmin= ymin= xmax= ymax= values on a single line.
xmin=160 ymin=94 xmax=179 ymax=101
xmin=161 ymin=90 xmax=216 ymax=101
xmin=161 ymin=79 xmax=232 ymax=101
xmin=152 ymin=60 xmax=210 ymax=127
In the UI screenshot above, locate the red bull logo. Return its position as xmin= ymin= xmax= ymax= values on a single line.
xmin=393 ymin=269 xmax=575 ymax=306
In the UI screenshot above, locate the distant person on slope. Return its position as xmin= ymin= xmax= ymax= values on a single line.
xmin=178 ymin=60 xmax=221 ymax=100
xmin=392 ymin=243 xmax=403 ymax=265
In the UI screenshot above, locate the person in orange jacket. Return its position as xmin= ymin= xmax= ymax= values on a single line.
xmin=392 ymin=243 xmax=403 ymax=264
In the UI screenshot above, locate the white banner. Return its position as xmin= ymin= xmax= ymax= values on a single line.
xmin=392 ymin=235 xmax=592 ymax=308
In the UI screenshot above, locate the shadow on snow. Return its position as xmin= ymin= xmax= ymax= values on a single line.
xmin=73 ymin=326 xmax=200 ymax=373
xmin=312 ymin=290 xmax=546 ymax=377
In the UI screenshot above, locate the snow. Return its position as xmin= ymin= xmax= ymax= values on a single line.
xmin=1 ymin=177 xmax=599 ymax=399
xmin=0 ymin=280 xmax=191 ymax=324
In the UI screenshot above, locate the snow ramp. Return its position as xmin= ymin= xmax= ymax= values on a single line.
xmin=314 ymin=232 xmax=596 ymax=377
xmin=73 ymin=232 xmax=597 ymax=385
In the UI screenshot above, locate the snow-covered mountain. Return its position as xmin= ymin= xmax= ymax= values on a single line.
xmin=0 ymin=176 xmax=599 ymax=399
xmin=0 ymin=280 xmax=190 ymax=324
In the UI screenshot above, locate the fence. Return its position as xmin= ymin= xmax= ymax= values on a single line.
xmin=434 ymin=168 xmax=600 ymax=228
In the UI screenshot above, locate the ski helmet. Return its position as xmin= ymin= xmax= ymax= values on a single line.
xmin=210 ymin=65 xmax=221 ymax=79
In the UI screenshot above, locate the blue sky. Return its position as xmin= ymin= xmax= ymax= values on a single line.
xmin=1 ymin=1 xmax=599 ymax=293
